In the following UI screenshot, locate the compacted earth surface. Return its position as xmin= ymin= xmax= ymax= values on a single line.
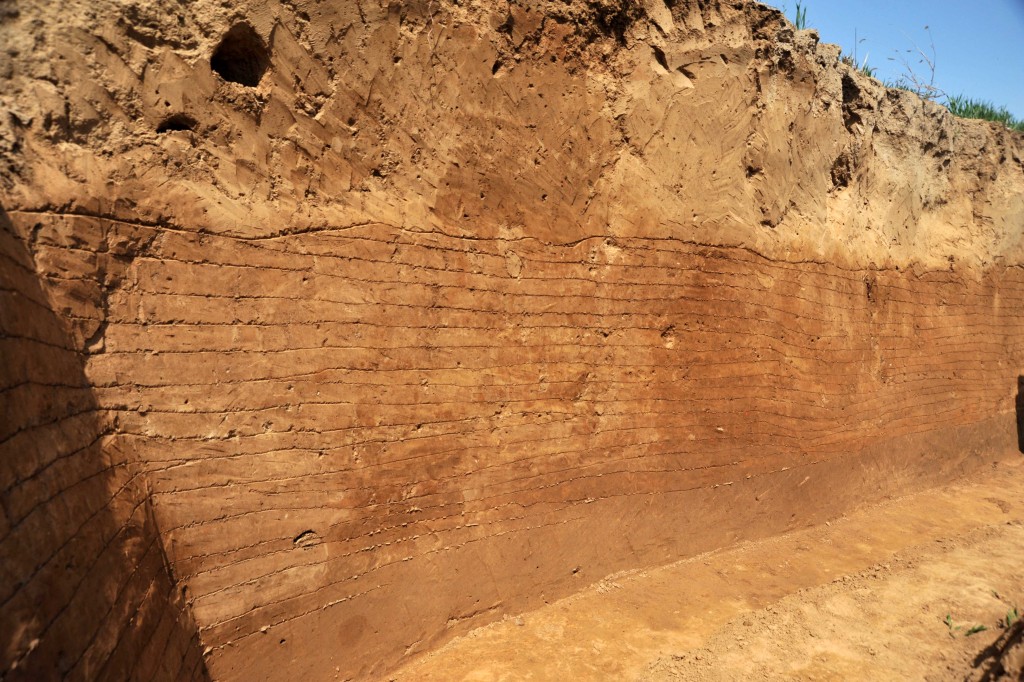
xmin=396 ymin=459 xmax=1024 ymax=681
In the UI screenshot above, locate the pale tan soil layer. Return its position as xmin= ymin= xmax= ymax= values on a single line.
xmin=396 ymin=460 xmax=1024 ymax=681
xmin=1 ymin=0 xmax=1023 ymax=680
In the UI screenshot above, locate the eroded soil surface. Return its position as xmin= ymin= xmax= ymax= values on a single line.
xmin=395 ymin=459 xmax=1024 ymax=681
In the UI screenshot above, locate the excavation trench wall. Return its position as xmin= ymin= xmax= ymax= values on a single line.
xmin=0 ymin=207 xmax=209 ymax=681
xmin=1 ymin=0 xmax=1023 ymax=680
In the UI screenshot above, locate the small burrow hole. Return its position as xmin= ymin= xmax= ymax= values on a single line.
xmin=652 ymin=45 xmax=669 ymax=72
xmin=156 ymin=113 xmax=198 ymax=134
xmin=211 ymin=23 xmax=270 ymax=87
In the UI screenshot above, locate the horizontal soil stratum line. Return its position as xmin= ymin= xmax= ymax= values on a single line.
xmin=1 ymin=0 xmax=1022 ymax=680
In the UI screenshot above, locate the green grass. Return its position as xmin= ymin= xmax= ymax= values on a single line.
xmin=946 ymin=95 xmax=1024 ymax=132
xmin=785 ymin=2 xmax=1024 ymax=134
xmin=841 ymin=53 xmax=876 ymax=78
xmin=793 ymin=1 xmax=808 ymax=30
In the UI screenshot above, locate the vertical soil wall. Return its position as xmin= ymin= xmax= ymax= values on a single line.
xmin=1 ymin=0 xmax=1023 ymax=679
xmin=0 ymin=208 xmax=208 ymax=680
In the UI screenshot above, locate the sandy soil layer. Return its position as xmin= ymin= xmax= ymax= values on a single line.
xmin=395 ymin=458 xmax=1024 ymax=681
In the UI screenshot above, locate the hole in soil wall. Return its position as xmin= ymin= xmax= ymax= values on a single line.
xmin=652 ymin=45 xmax=669 ymax=72
xmin=156 ymin=113 xmax=197 ymax=133
xmin=211 ymin=23 xmax=270 ymax=87
xmin=830 ymin=151 xmax=852 ymax=188
xmin=841 ymin=74 xmax=863 ymax=132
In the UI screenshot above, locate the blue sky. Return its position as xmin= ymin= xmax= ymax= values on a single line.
xmin=770 ymin=1 xmax=1024 ymax=119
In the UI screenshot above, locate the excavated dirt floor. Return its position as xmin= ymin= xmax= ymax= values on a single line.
xmin=395 ymin=458 xmax=1024 ymax=681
